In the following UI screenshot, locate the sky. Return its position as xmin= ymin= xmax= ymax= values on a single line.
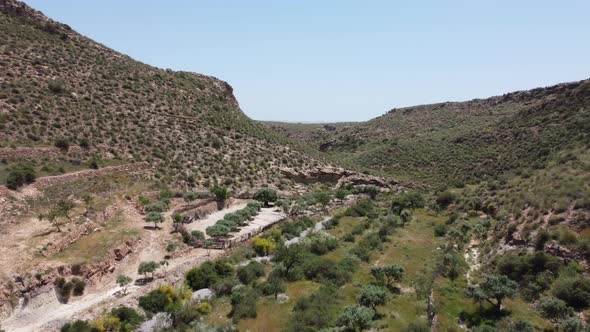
xmin=26 ymin=1 xmax=590 ymax=122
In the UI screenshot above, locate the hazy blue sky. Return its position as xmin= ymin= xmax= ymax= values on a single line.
xmin=26 ymin=1 xmax=590 ymax=122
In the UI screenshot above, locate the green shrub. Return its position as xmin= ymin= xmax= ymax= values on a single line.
xmin=286 ymin=285 xmax=339 ymax=332
xmin=391 ymin=191 xmax=425 ymax=214
xmin=54 ymin=137 xmax=70 ymax=150
xmin=538 ymin=296 xmax=574 ymax=322
xmin=434 ymin=224 xmax=447 ymax=237
xmin=5 ymin=163 xmax=36 ymax=189
xmin=110 ymin=306 xmax=143 ymax=332
xmin=237 ymin=261 xmax=265 ymax=285
xmin=309 ymin=237 xmax=338 ymax=255
xmin=191 ymin=230 xmax=205 ymax=239
xmin=211 ymin=277 xmax=240 ymax=296
xmin=552 ymin=277 xmax=590 ymax=310
xmin=230 ymin=287 xmax=258 ymax=322
xmin=144 ymin=201 xmax=167 ymax=213
xmin=138 ymin=289 xmax=169 ymax=314
xmin=435 ymin=190 xmax=457 ymax=209
xmin=186 ymin=262 xmax=220 ymax=290
xmin=71 ymin=278 xmax=86 ymax=296
xmin=206 ymin=224 xmax=231 ymax=237
xmin=252 ymin=237 xmax=276 ymax=256
xmin=302 ymin=257 xmax=352 ymax=286
xmin=404 ymin=320 xmax=430 ymax=332
xmin=346 ymin=199 xmax=375 ymax=217
xmin=197 ymin=302 xmax=212 ymax=315
xmin=60 ymin=320 xmax=92 ymax=332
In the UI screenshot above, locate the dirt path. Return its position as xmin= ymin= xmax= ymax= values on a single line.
xmin=1 ymin=202 xmax=284 ymax=332
xmin=464 ymin=240 xmax=480 ymax=285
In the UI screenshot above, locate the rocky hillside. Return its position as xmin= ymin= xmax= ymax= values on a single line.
xmin=266 ymin=80 xmax=590 ymax=187
xmin=0 ymin=0 xmax=328 ymax=190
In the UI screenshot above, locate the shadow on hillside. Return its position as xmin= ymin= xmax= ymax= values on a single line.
xmin=135 ymin=277 xmax=154 ymax=286
xmin=459 ymin=306 xmax=509 ymax=328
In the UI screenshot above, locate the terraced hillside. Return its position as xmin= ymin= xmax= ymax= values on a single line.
xmin=0 ymin=0 xmax=325 ymax=190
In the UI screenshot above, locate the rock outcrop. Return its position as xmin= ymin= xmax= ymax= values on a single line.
xmin=280 ymin=166 xmax=398 ymax=189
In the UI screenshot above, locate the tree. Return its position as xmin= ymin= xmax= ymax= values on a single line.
xmin=314 ymin=191 xmax=331 ymax=210
xmin=56 ymin=200 xmax=74 ymax=222
xmin=138 ymin=261 xmax=159 ymax=279
xmin=336 ymin=305 xmax=374 ymax=332
xmin=82 ymin=194 xmax=93 ymax=215
xmin=46 ymin=210 xmax=62 ymax=232
xmin=262 ymin=271 xmax=286 ymax=300
xmin=465 ymin=274 xmax=517 ymax=310
xmin=117 ymin=275 xmax=133 ymax=295
xmin=273 ymin=243 xmax=306 ymax=277
xmin=44 ymin=200 xmax=74 ymax=232
xmin=538 ymin=296 xmax=574 ymax=322
xmin=254 ymin=188 xmax=278 ymax=207
xmin=371 ymin=265 xmax=404 ymax=290
xmin=145 ymin=212 xmax=164 ymax=229
xmin=358 ymin=285 xmax=387 ymax=311
xmin=5 ymin=163 xmax=36 ymax=190
xmin=210 ymin=185 xmax=229 ymax=202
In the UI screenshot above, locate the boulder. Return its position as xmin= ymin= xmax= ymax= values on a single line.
xmin=192 ymin=288 xmax=215 ymax=301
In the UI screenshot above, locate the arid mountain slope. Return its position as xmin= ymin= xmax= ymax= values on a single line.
xmin=266 ymin=80 xmax=590 ymax=187
xmin=0 ymin=0 xmax=327 ymax=190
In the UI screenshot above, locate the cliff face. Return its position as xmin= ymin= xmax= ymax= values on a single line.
xmin=0 ymin=0 xmax=327 ymax=189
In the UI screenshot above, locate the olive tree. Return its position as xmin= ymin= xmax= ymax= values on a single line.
xmin=358 ymin=285 xmax=388 ymax=311
xmin=116 ymin=275 xmax=133 ymax=295
xmin=145 ymin=212 xmax=164 ymax=229
xmin=254 ymin=188 xmax=278 ymax=207
xmin=210 ymin=185 xmax=229 ymax=202
xmin=336 ymin=305 xmax=374 ymax=332
xmin=465 ymin=274 xmax=517 ymax=310
xmin=370 ymin=265 xmax=404 ymax=290
xmin=138 ymin=261 xmax=159 ymax=279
